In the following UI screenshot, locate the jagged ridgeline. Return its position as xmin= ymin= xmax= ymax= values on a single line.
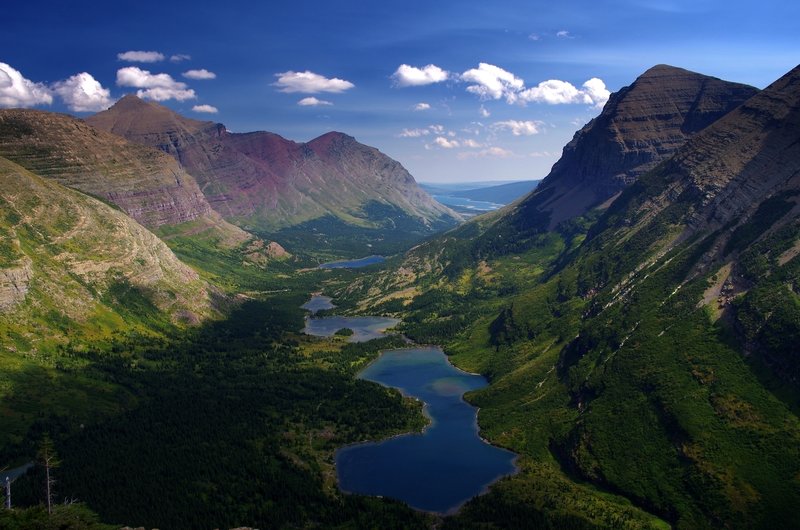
xmin=343 ymin=64 xmax=800 ymax=529
xmin=87 ymin=96 xmax=461 ymax=256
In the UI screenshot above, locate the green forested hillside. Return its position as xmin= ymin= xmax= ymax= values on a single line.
xmin=337 ymin=65 xmax=800 ymax=529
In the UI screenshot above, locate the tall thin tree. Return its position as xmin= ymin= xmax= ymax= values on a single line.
xmin=37 ymin=435 xmax=60 ymax=515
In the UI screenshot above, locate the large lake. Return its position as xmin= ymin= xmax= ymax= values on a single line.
xmin=431 ymin=194 xmax=504 ymax=212
xmin=336 ymin=347 xmax=517 ymax=514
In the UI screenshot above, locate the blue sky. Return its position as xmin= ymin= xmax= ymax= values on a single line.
xmin=2 ymin=0 xmax=798 ymax=182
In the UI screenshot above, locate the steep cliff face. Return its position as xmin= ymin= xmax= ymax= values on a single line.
xmin=512 ymin=65 xmax=759 ymax=231
xmin=0 ymin=108 xmax=273 ymax=253
xmin=0 ymin=156 xmax=222 ymax=350
xmin=0 ymin=109 xmax=214 ymax=228
xmin=87 ymin=96 xmax=461 ymax=233
xmin=597 ymin=64 xmax=800 ymax=272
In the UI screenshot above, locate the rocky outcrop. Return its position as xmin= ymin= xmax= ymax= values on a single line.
xmin=87 ymin=96 xmax=461 ymax=232
xmin=0 ymin=256 xmax=32 ymax=310
xmin=511 ymin=64 xmax=759 ymax=231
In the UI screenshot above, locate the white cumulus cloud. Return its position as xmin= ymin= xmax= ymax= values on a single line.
xmin=298 ymin=97 xmax=333 ymax=106
xmin=581 ymin=78 xmax=611 ymax=107
xmin=273 ymin=71 xmax=354 ymax=93
xmin=462 ymin=138 xmax=483 ymax=148
xmin=433 ymin=136 xmax=459 ymax=149
xmin=392 ymin=64 xmax=449 ymax=87
xmin=492 ymin=120 xmax=544 ymax=136
xmin=519 ymin=78 xmax=609 ymax=107
xmin=116 ymin=66 xmax=196 ymax=101
xmin=413 ymin=102 xmax=431 ymax=111
xmin=170 ymin=54 xmax=191 ymax=63
xmin=117 ymin=50 xmax=165 ymax=63
xmin=556 ymin=30 xmax=572 ymax=38
xmin=460 ymin=63 xmax=524 ymax=103
xmin=479 ymin=105 xmax=490 ymax=118
xmin=0 ymin=63 xmax=53 ymax=108
xmin=182 ymin=69 xmax=216 ymax=80
xmin=192 ymin=104 xmax=218 ymax=113
xmin=52 ymin=72 xmax=114 ymax=112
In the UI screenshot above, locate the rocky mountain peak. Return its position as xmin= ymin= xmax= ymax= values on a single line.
xmin=88 ymin=101 xmax=461 ymax=233
xmin=88 ymin=95 xmax=217 ymax=139
xmin=508 ymin=64 xmax=759 ymax=232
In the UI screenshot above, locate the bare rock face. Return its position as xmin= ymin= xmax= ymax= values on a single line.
xmin=0 ymin=256 xmax=32 ymax=310
xmin=87 ymin=97 xmax=461 ymax=231
xmin=627 ymin=63 xmax=800 ymax=250
xmin=0 ymin=109 xmax=215 ymax=229
xmin=512 ymin=65 xmax=759 ymax=231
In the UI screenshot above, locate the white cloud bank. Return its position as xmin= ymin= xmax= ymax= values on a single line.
xmin=297 ymin=97 xmax=333 ymax=106
xmin=492 ymin=120 xmax=544 ymax=136
xmin=52 ymin=72 xmax=114 ymax=112
xmin=192 ymin=104 xmax=218 ymax=113
xmin=273 ymin=71 xmax=354 ymax=93
xmin=117 ymin=50 xmax=165 ymax=63
xmin=0 ymin=63 xmax=53 ymax=108
xmin=519 ymin=78 xmax=609 ymax=106
xmin=116 ymin=66 xmax=196 ymax=101
xmin=182 ymin=69 xmax=216 ymax=80
xmin=435 ymin=62 xmax=611 ymax=108
xmin=392 ymin=64 xmax=449 ymax=87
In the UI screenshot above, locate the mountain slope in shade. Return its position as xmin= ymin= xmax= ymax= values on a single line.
xmin=87 ymin=96 xmax=461 ymax=234
xmin=0 ymin=155 xmax=223 ymax=352
xmin=511 ymin=64 xmax=759 ymax=231
xmin=0 ymin=109 xmax=261 ymax=252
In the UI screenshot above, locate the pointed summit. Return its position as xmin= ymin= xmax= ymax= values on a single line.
xmin=509 ymin=64 xmax=759 ymax=231
xmin=87 ymin=99 xmax=461 ymax=237
xmin=87 ymin=95 xmax=220 ymax=146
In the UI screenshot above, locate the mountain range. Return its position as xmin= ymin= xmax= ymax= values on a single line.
xmin=87 ymin=96 xmax=460 ymax=253
xmin=1 ymin=62 xmax=799 ymax=529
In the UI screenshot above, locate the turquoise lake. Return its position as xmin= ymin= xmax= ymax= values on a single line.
xmin=336 ymin=347 xmax=517 ymax=514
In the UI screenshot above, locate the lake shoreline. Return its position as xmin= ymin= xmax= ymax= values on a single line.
xmin=300 ymin=294 xmax=519 ymax=515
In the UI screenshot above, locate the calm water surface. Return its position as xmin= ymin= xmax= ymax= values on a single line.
xmin=319 ymin=255 xmax=386 ymax=269
xmin=301 ymin=294 xmax=335 ymax=314
xmin=336 ymin=347 xmax=517 ymax=514
xmin=431 ymin=194 xmax=503 ymax=212
xmin=302 ymin=294 xmax=399 ymax=342
xmin=303 ymin=315 xmax=400 ymax=342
